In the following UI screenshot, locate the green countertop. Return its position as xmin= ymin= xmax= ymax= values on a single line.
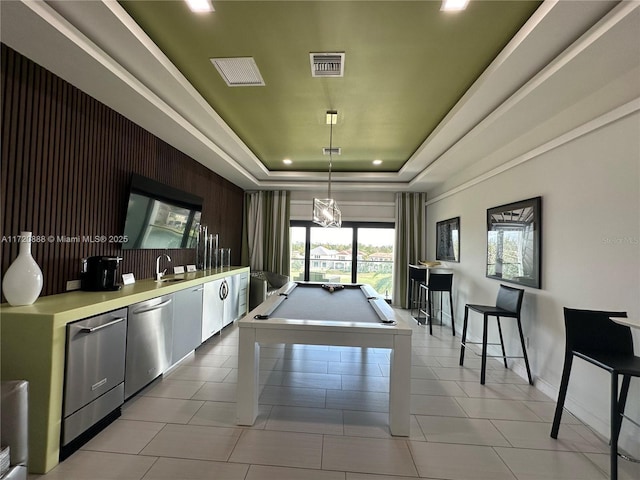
xmin=0 ymin=266 xmax=249 ymax=474
xmin=0 ymin=266 xmax=249 ymax=324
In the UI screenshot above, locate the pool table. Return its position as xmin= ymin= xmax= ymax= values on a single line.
xmin=236 ymin=281 xmax=412 ymax=436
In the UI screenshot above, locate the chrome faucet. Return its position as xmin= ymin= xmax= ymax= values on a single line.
xmin=156 ymin=254 xmax=171 ymax=281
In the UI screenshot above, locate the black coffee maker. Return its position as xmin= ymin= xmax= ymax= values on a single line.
xmin=81 ymin=256 xmax=123 ymax=291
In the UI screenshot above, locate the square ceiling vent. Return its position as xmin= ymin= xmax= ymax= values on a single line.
xmin=210 ymin=57 xmax=265 ymax=86
xmin=310 ymin=53 xmax=345 ymax=77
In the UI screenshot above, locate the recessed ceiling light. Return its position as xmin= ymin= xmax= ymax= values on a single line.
xmin=283 ymin=159 xmax=292 ymax=165
xmin=185 ymin=0 xmax=214 ymax=13
xmin=325 ymin=111 xmax=338 ymax=125
xmin=373 ymin=159 xmax=383 ymax=166
xmin=441 ymin=0 xmax=469 ymax=12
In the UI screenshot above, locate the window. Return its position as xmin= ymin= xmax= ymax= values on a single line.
xmin=310 ymin=226 xmax=353 ymax=283
xmin=356 ymin=227 xmax=395 ymax=300
xmin=290 ymin=221 xmax=395 ymax=301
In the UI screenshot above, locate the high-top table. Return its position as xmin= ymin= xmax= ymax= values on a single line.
xmin=408 ymin=264 xmax=452 ymax=322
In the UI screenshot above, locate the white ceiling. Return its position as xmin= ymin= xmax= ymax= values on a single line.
xmin=1 ymin=0 xmax=638 ymax=194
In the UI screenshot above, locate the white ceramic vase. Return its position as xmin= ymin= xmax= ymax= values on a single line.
xmin=2 ymin=231 xmax=43 ymax=306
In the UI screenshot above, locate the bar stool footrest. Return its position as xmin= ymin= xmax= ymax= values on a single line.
xmin=472 ymin=353 xmax=526 ymax=359
xmin=618 ymin=453 xmax=640 ymax=463
xmin=460 ymin=341 xmax=502 ymax=347
xmin=617 ymin=413 xmax=640 ymax=463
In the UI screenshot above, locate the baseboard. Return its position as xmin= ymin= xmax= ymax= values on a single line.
xmin=463 ymin=333 xmax=601 ymax=428
xmin=464 ymin=332 xmax=639 ymax=457
xmin=425 ymin=304 xmax=455 ymax=332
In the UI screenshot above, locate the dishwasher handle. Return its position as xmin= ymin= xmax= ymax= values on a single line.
xmin=79 ymin=317 xmax=126 ymax=333
xmin=132 ymin=298 xmax=172 ymax=315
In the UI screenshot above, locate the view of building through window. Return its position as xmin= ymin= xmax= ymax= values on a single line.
xmin=309 ymin=227 xmax=354 ymax=284
xmin=290 ymin=223 xmax=395 ymax=300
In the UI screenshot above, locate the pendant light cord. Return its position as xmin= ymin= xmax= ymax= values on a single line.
xmin=328 ymin=120 xmax=333 ymax=200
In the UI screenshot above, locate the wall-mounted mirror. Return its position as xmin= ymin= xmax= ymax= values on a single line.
xmin=486 ymin=197 xmax=541 ymax=289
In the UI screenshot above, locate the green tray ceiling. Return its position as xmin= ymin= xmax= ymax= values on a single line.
xmin=119 ymin=0 xmax=541 ymax=173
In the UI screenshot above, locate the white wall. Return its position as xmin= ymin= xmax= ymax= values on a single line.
xmin=288 ymin=116 xmax=640 ymax=455
xmin=426 ymin=112 xmax=640 ymax=456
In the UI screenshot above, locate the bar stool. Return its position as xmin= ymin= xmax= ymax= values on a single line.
xmin=418 ymin=273 xmax=455 ymax=336
xmin=551 ymin=308 xmax=640 ymax=480
xmin=409 ymin=278 xmax=425 ymax=321
xmin=459 ymin=284 xmax=533 ymax=385
xmin=408 ymin=265 xmax=429 ymax=322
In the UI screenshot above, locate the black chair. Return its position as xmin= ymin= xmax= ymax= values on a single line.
xmin=459 ymin=284 xmax=533 ymax=385
xmin=418 ymin=273 xmax=455 ymax=336
xmin=551 ymin=308 xmax=640 ymax=480
xmin=408 ymin=266 xmax=427 ymax=320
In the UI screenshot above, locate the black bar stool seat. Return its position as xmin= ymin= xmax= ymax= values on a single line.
xmin=459 ymin=284 xmax=533 ymax=385
xmin=418 ymin=273 xmax=455 ymax=335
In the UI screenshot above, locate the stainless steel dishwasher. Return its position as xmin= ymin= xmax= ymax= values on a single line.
xmin=125 ymin=294 xmax=174 ymax=399
xmin=62 ymin=308 xmax=127 ymax=456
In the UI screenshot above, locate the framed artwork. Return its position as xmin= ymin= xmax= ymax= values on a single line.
xmin=436 ymin=217 xmax=460 ymax=262
xmin=486 ymin=196 xmax=542 ymax=289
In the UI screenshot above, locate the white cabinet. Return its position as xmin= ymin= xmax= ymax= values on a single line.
xmin=202 ymin=279 xmax=224 ymax=342
xmin=221 ymin=277 xmax=234 ymax=328
xmin=234 ymin=272 xmax=249 ymax=321
xmin=222 ymin=273 xmax=249 ymax=327
xmin=201 ymin=273 xmax=249 ymax=339
xmin=172 ymin=285 xmax=204 ymax=362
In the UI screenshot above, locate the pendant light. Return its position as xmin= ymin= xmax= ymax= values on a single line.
xmin=313 ymin=110 xmax=342 ymax=228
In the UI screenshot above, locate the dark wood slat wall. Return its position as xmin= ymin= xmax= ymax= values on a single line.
xmin=1 ymin=45 xmax=244 ymax=299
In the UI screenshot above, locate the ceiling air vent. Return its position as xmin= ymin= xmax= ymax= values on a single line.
xmin=310 ymin=53 xmax=345 ymax=77
xmin=210 ymin=57 xmax=265 ymax=87
xmin=323 ymin=147 xmax=341 ymax=156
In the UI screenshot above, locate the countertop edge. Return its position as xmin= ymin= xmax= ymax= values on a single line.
xmin=0 ymin=266 xmax=249 ymax=325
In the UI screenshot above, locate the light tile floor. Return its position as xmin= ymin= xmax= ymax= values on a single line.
xmin=30 ymin=309 xmax=640 ymax=480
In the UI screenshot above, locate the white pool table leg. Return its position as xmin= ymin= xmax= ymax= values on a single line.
xmin=237 ymin=327 xmax=260 ymax=426
xmin=389 ymin=334 xmax=411 ymax=436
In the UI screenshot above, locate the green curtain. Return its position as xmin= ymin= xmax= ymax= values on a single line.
xmin=241 ymin=191 xmax=291 ymax=275
xmin=392 ymin=192 xmax=427 ymax=308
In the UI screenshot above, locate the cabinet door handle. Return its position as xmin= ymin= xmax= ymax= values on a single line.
xmin=219 ymin=280 xmax=229 ymax=300
xmin=194 ymin=287 xmax=204 ymax=292
xmin=80 ymin=317 xmax=126 ymax=333
xmin=132 ymin=298 xmax=172 ymax=314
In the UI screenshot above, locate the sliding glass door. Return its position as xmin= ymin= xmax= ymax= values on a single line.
xmin=290 ymin=226 xmax=307 ymax=282
xmin=356 ymin=227 xmax=394 ymax=300
xmin=290 ymin=221 xmax=395 ymax=301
